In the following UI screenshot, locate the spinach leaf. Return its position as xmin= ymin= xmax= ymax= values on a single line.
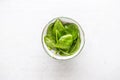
xmin=59 ymin=50 xmax=71 ymax=56
xmin=47 ymin=23 xmax=54 ymax=35
xmin=56 ymin=30 xmax=61 ymax=43
xmin=69 ymin=35 xmax=81 ymax=54
xmin=44 ymin=35 xmax=56 ymax=49
xmin=56 ymin=34 xmax=73 ymax=50
xmin=53 ymin=19 xmax=65 ymax=38
xmin=64 ymin=23 xmax=79 ymax=40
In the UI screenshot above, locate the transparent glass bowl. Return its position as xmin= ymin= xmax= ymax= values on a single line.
xmin=42 ymin=17 xmax=85 ymax=60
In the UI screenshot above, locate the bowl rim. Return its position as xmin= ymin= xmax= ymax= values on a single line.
xmin=41 ymin=16 xmax=85 ymax=60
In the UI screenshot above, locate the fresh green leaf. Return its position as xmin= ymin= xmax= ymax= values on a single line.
xmin=59 ymin=50 xmax=71 ymax=56
xmin=53 ymin=19 xmax=65 ymax=38
xmin=69 ymin=35 xmax=81 ymax=54
xmin=56 ymin=34 xmax=73 ymax=49
xmin=68 ymin=39 xmax=77 ymax=52
xmin=44 ymin=35 xmax=56 ymax=49
xmin=47 ymin=23 xmax=54 ymax=35
xmin=56 ymin=30 xmax=61 ymax=43
xmin=64 ymin=23 xmax=79 ymax=40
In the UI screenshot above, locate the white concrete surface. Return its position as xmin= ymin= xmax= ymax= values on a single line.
xmin=0 ymin=0 xmax=120 ymax=80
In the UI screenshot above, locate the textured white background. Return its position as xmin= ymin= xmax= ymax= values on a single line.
xmin=0 ymin=0 xmax=120 ymax=80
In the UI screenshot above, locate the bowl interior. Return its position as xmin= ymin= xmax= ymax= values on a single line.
xmin=42 ymin=17 xmax=85 ymax=60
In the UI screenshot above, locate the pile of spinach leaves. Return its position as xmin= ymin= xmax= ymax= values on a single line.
xmin=44 ymin=19 xmax=81 ymax=56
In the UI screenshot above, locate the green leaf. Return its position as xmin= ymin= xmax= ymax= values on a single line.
xmin=44 ymin=35 xmax=56 ymax=49
xmin=64 ymin=23 xmax=79 ymax=40
xmin=47 ymin=23 xmax=54 ymax=36
xmin=56 ymin=30 xmax=61 ymax=43
xmin=56 ymin=34 xmax=73 ymax=50
xmin=69 ymin=35 xmax=81 ymax=54
xmin=59 ymin=50 xmax=71 ymax=56
xmin=53 ymin=19 xmax=65 ymax=38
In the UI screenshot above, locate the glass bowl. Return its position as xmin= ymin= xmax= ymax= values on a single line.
xmin=42 ymin=17 xmax=85 ymax=60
